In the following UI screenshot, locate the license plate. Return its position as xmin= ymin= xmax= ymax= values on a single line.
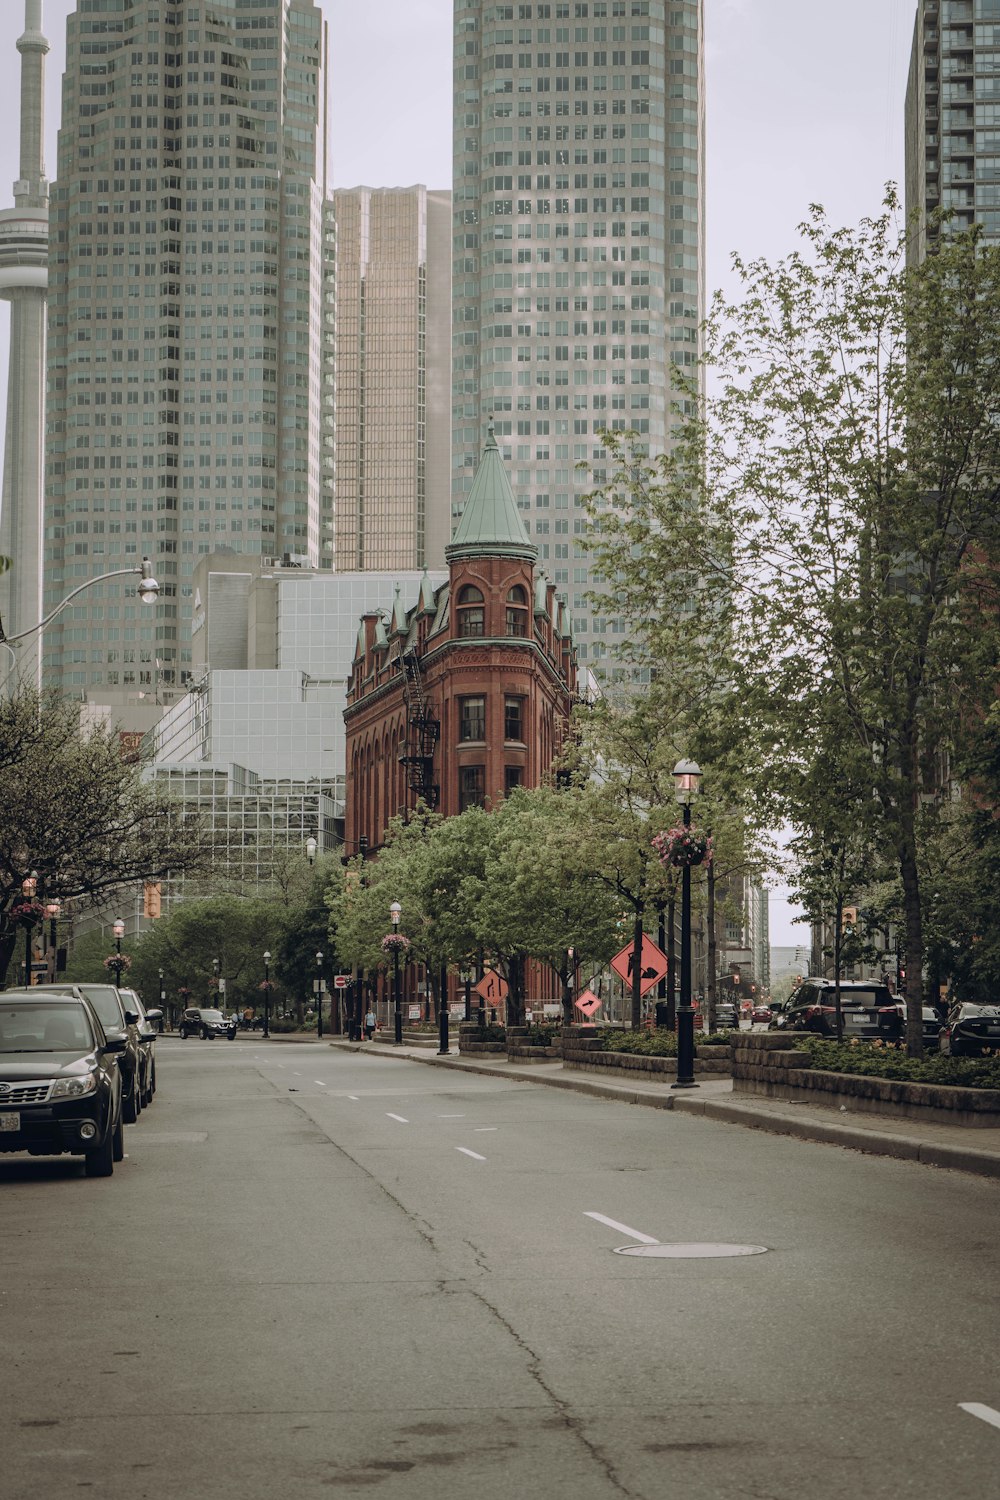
xmin=0 ymin=1112 xmax=20 ymax=1132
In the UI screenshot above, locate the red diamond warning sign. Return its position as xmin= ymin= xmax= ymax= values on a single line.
xmin=610 ymin=935 xmax=668 ymax=997
xmin=575 ymin=988 xmax=602 ymax=1018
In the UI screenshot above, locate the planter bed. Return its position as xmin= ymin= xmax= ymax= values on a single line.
xmin=561 ymin=1045 xmax=731 ymax=1078
xmin=733 ymin=1034 xmax=1000 ymax=1126
xmin=372 ymin=1030 xmax=440 ymax=1049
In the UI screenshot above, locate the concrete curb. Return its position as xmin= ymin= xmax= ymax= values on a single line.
xmin=324 ymin=1040 xmax=1000 ymax=1180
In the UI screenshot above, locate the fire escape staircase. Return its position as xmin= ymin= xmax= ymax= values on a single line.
xmin=399 ymin=647 xmax=440 ymax=808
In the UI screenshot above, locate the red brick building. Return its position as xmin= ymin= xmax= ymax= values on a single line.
xmin=344 ymin=428 xmax=577 ymax=850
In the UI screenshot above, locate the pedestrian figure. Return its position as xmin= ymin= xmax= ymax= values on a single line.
xmin=365 ymin=1007 xmax=376 ymax=1041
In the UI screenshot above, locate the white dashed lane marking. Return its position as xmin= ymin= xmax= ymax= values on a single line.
xmin=386 ymin=1113 xmax=409 ymax=1124
xmin=960 ymin=1404 xmax=1000 ymax=1433
xmin=456 ymin=1147 xmax=487 ymax=1161
xmin=584 ymin=1212 xmax=659 ymax=1245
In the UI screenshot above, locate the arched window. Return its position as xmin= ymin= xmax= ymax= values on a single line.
xmin=506 ymin=584 xmax=528 ymax=637
xmin=457 ymin=584 xmax=485 ymax=638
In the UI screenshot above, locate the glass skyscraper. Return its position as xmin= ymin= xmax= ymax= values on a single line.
xmin=452 ymin=0 xmax=704 ymax=670
xmin=43 ymin=0 xmax=327 ymax=705
xmin=906 ymin=0 xmax=1000 ymax=259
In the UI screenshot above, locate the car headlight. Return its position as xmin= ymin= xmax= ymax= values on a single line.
xmin=51 ymin=1073 xmax=98 ymax=1100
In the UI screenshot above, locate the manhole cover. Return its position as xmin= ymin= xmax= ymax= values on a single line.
xmin=613 ymin=1242 xmax=768 ymax=1259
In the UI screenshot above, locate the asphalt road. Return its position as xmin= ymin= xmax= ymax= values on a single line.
xmin=3 ymin=1038 xmax=1000 ymax=1500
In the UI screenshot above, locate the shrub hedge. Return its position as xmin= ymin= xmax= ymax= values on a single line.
xmin=791 ymin=1035 xmax=1000 ymax=1090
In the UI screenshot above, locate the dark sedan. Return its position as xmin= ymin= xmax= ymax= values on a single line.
xmin=875 ymin=1002 xmax=943 ymax=1049
xmin=118 ymin=987 xmax=161 ymax=1107
xmin=0 ymin=994 xmax=125 ymax=1176
xmin=938 ymin=1003 xmax=1000 ymax=1058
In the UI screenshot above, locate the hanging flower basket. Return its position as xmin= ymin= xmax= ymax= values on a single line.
xmin=177 ymin=987 xmax=192 ymax=1000
xmin=258 ymin=979 xmax=274 ymax=993
xmin=652 ymin=826 xmax=713 ymax=869
xmin=381 ymin=933 xmax=411 ymax=954
xmin=10 ymin=900 xmax=46 ymax=928
xmin=103 ymin=953 xmax=132 ymax=974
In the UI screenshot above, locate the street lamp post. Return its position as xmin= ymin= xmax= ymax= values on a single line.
xmin=21 ymin=873 xmax=37 ymax=985
xmin=262 ymin=951 xmax=272 ymax=1038
xmin=158 ymin=968 xmax=166 ymax=1030
xmin=315 ymin=950 xmax=324 ymax=1039
xmin=45 ymin=899 xmax=61 ymax=980
xmin=112 ymin=917 xmax=125 ymax=989
xmin=461 ymin=965 xmax=472 ymax=1022
xmin=671 ymin=759 xmax=702 ymax=1091
xmin=390 ymin=901 xmax=402 ymax=1045
xmin=1 ymin=559 xmax=160 ymax=690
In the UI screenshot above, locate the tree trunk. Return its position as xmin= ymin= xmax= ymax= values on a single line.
xmin=899 ymin=830 xmax=925 ymax=1058
xmin=706 ymin=863 xmax=717 ymax=1033
xmin=666 ymin=896 xmax=676 ymax=1029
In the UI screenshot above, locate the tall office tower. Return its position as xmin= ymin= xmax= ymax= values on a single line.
xmin=0 ymin=1 xmax=50 ymax=688
xmin=43 ymin=0 xmax=328 ymax=708
xmin=905 ymin=0 xmax=996 ymax=263
xmin=452 ymin=0 xmax=704 ymax=673
xmin=330 ymin=186 xmax=452 ymax=572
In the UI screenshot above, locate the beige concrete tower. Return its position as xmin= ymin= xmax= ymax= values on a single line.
xmin=0 ymin=1 xmax=50 ymax=687
xmin=330 ymin=186 xmax=452 ymax=572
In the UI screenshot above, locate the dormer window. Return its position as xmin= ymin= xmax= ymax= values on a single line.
xmin=506 ymin=584 xmax=528 ymax=637
xmin=457 ymin=584 xmax=485 ymax=638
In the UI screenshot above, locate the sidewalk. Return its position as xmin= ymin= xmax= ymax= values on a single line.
xmin=325 ymin=1038 xmax=1000 ymax=1182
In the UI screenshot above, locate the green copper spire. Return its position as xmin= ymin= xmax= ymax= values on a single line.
xmin=446 ymin=422 xmax=538 ymax=564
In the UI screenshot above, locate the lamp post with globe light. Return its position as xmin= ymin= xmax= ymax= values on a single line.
xmin=262 ymin=951 xmax=272 ymax=1038
xmin=112 ymin=918 xmax=125 ymax=988
xmin=315 ymin=950 xmax=324 ymax=1039
xmin=671 ymin=759 xmax=702 ymax=1091
xmin=390 ymin=901 xmax=403 ymax=1044
xmin=19 ymin=873 xmax=37 ymax=985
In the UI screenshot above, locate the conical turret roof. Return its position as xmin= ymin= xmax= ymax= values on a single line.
xmin=446 ymin=423 xmax=537 ymax=564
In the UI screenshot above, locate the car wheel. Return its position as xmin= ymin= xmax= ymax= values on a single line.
xmin=180 ymin=1027 xmax=188 ymax=1039
xmin=112 ymin=1110 xmax=124 ymax=1162
xmin=150 ymin=1060 xmax=156 ymax=1097
xmin=123 ymin=1077 xmax=139 ymax=1124
xmin=203 ymin=1027 xmax=212 ymax=1040
xmin=84 ymin=1123 xmax=115 ymax=1178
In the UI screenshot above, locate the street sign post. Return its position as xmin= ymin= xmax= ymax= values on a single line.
xmin=609 ymin=935 xmax=668 ymax=997
xmin=473 ymin=970 xmax=508 ymax=1004
xmin=333 ymin=974 xmax=350 ymax=990
xmin=575 ymin=988 xmax=602 ymax=1018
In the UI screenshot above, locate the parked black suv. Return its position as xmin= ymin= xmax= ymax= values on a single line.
xmin=775 ymin=978 xmax=895 ymax=1039
xmin=32 ymin=983 xmax=144 ymax=1122
xmin=0 ymin=992 xmax=125 ymax=1176
xmin=179 ymin=1007 xmax=237 ymax=1040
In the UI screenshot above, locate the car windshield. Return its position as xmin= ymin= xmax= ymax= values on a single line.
xmin=0 ymin=1002 xmax=95 ymax=1053
xmin=199 ymin=1010 xmax=225 ymax=1022
xmin=73 ymin=986 xmax=125 ymax=1029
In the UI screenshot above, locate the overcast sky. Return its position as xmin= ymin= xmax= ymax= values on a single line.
xmin=0 ymin=0 xmax=917 ymax=945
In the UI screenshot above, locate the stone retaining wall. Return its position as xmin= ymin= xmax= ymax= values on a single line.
xmin=560 ymin=1027 xmax=731 ymax=1078
xmin=733 ymin=1032 xmax=1000 ymax=1126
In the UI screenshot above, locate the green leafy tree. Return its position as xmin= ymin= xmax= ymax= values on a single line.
xmin=0 ymin=683 xmax=205 ymax=989
xmin=584 ymin=196 xmax=1000 ymax=1055
xmin=128 ymin=896 xmax=284 ymax=1020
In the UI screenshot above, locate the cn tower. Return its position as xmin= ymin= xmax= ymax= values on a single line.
xmin=0 ymin=0 xmax=49 ymax=688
